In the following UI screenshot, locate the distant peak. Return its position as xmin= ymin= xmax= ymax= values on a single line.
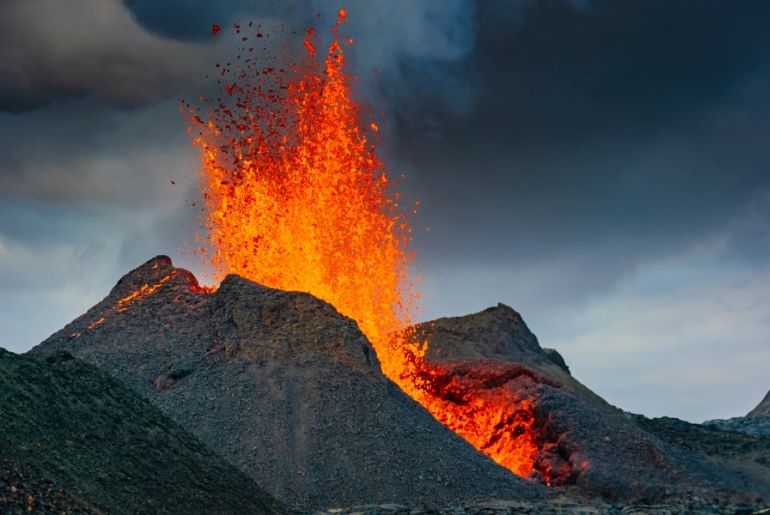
xmin=748 ymin=389 xmax=770 ymax=418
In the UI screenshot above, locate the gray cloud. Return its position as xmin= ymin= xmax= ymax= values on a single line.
xmin=0 ymin=102 xmax=197 ymax=205
xmin=0 ymin=0 xmax=231 ymax=111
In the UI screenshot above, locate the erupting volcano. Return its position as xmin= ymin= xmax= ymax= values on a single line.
xmin=11 ymin=4 xmax=770 ymax=513
xmin=188 ymin=10 xmax=539 ymax=479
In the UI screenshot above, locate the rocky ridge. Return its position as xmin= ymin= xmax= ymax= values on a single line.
xmin=314 ymin=499 xmax=769 ymax=515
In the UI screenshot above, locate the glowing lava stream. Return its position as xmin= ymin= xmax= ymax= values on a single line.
xmin=189 ymin=10 xmax=539 ymax=479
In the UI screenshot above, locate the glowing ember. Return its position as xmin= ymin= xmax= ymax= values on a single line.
xmin=189 ymin=10 xmax=539 ymax=479
xmin=71 ymin=270 xmax=195 ymax=339
xmin=115 ymin=273 xmax=174 ymax=312
xmin=86 ymin=316 xmax=106 ymax=330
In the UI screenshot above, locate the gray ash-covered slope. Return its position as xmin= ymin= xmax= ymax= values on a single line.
xmin=32 ymin=256 xmax=542 ymax=511
xmin=0 ymin=348 xmax=284 ymax=514
xmin=412 ymin=305 xmax=769 ymax=504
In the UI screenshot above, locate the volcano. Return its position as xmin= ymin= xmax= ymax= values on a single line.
xmin=30 ymin=256 xmax=770 ymax=511
xmin=32 ymin=256 xmax=543 ymax=511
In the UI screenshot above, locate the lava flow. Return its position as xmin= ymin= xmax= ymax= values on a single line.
xmin=188 ymin=10 xmax=539 ymax=479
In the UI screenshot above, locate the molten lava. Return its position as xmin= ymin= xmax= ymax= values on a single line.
xmin=415 ymin=360 xmax=540 ymax=478
xmin=189 ymin=10 xmax=539 ymax=479
xmin=70 ymin=270 xmax=181 ymax=338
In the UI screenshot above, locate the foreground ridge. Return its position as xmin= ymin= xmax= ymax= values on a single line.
xmin=0 ymin=347 xmax=285 ymax=514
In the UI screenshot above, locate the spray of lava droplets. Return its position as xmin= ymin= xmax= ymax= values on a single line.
xmin=188 ymin=9 xmax=538 ymax=479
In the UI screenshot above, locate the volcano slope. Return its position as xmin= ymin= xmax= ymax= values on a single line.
xmin=0 ymin=348 xmax=284 ymax=514
xmin=32 ymin=256 xmax=543 ymax=511
xmin=412 ymin=305 xmax=770 ymax=504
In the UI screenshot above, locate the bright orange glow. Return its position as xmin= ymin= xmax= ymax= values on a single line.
xmin=189 ymin=11 xmax=539 ymax=479
xmin=115 ymin=273 xmax=174 ymax=312
xmin=72 ymin=271 xmax=199 ymax=340
xmin=86 ymin=316 xmax=106 ymax=330
xmin=414 ymin=361 xmax=539 ymax=478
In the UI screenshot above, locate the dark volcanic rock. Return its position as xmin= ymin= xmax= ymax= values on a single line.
xmin=0 ymin=348 xmax=284 ymax=514
xmin=413 ymin=306 xmax=770 ymax=505
xmin=415 ymin=304 xmax=570 ymax=374
xmin=30 ymin=256 xmax=769 ymax=510
xmin=704 ymin=416 xmax=770 ymax=437
xmin=32 ymin=256 xmax=543 ymax=511
xmin=413 ymin=304 xmax=601 ymax=406
xmin=633 ymin=415 xmax=770 ymax=502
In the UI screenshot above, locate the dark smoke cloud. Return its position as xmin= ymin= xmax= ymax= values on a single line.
xmin=122 ymin=0 xmax=253 ymax=41
xmin=0 ymin=0 xmax=230 ymax=112
xmin=396 ymin=0 xmax=770 ymax=264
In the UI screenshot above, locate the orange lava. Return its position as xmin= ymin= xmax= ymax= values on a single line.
xmin=414 ymin=361 xmax=540 ymax=478
xmin=115 ymin=273 xmax=174 ymax=312
xmin=189 ymin=11 xmax=539 ymax=479
xmin=71 ymin=271 xmax=183 ymax=339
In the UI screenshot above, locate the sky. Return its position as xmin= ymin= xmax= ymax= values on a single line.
xmin=1 ymin=0 xmax=769 ymax=422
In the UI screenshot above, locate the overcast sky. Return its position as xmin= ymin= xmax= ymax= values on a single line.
xmin=1 ymin=0 xmax=769 ymax=422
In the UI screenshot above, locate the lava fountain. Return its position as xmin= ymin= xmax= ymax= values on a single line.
xmin=188 ymin=10 xmax=539 ymax=479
